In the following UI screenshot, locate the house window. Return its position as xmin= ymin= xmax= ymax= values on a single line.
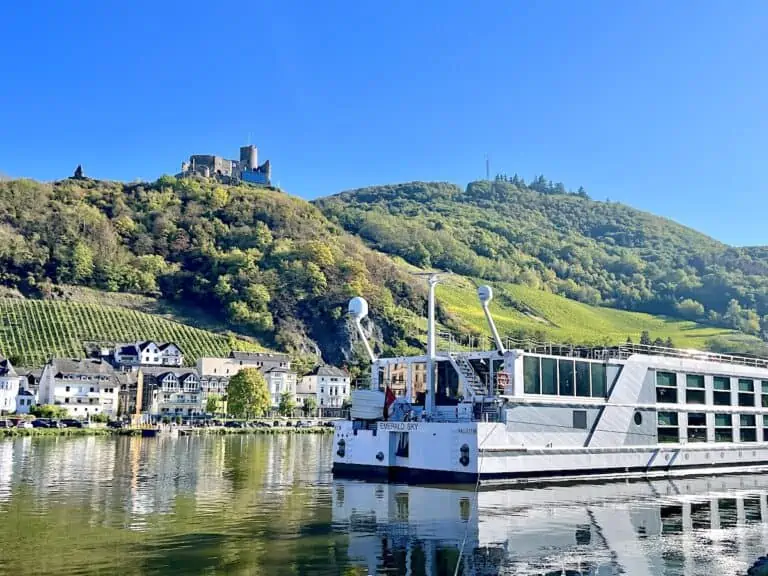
xmin=90 ymin=387 xmax=94 ymax=393
xmin=739 ymin=379 xmax=755 ymax=407
xmin=65 ymin=386 xmax=70 ymax=392
xmin=713 ymin=376 xmax=731 ymax=406
xmin=656 ymin=372 xmax=677 ymax=404
xmin=714 ymin=413 xmax=733 ymax=442
xmin=685 ymin=375 xmax=705 ymax=404
xmin=658 ymin=412 xmax=679 ymax=443
xmin=687 ymin=412 xmax=707 ymax=442
xmin=741 ymin=415 xmax=757 ymax=442
xmin=65 ymin=398 xmax=70 ymax=404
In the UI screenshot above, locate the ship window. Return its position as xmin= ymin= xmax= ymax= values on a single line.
xmin=575 ymin=362 xmax=590 ymax=397
xmin=572 ymin=410 xmax=587 ymax=429
xmin=739 ymin=379 xmax=755 ymax=407
xmin=523 ymin=356 xmax=540 ymax=394
xmin=763 ymin=415 xmax=768 ymax=441
xmin=686 ymin=374 xmax=705 ymax=405
xmin=658 ymin=411 xmax=679 ymax=443
xmin=590 ymin=364 xmax=607 ymax=398
xmin=656 ymin=372 xmax=677 ymax=404
xmin=714 ymin=413 xmax=733 ymax=442
xmin=762 ymin=381 xmax=768 ymax=407
xmin=558 ymin=359 xmax=574 ymax=396
xmin=687 ymin=412 xmax=707 ymax=443
xmin=713 ymin=376 xmax=731 ymax=406
xmin=541 ymin=358 xmax=557 ymax=395
xmin=741 ymin=414 xmax=757 ymax=442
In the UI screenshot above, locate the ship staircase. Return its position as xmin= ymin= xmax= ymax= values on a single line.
xmin=444 ymin=352 xmax=487 ymax=401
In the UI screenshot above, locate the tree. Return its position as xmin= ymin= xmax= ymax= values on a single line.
xmin=71 ymin=241 xmax=94 ymax=282
xmin=303 ymin=396 xmax=317 ymax=416
xmin=640 ymin=331 xmax=652 ymax=346
xmin=278 ymin=392 xmax=296 ymax=417
xmin=228 ymin=368 xmax=271 ymax=418
xmin=205 ymin=394 xmax=221 ymax=415
xmin=676 ymin=298 xmax=705 ymax=319
xmin=665 ymin=337 xmax=674 ymax=348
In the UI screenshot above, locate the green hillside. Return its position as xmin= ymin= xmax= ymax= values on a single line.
xmin=0 ymin=298 xmax=263 ymax=367
xmin=317 ymin=180 xmax=768 ymax=344
xmin=433 ymin=276 xmax=766 ymax=354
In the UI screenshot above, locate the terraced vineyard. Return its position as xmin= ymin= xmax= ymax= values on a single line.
xmin=0 ymin=299 xmax=263 ymax=367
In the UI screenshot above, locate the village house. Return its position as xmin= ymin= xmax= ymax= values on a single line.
xmin=0 ymin=358 xmax=23 ymax=415
xmin=197 ymin=351 xmax=296 ymax=410
xmin=15 ymin=389 xmax=36 ymax=414
xmin=139 ymin=367 xmax=202 ymax=417
xmin=38 ymin=359 xmax=121 ymax=418
xmin=113 ymin=341 xmax=183 ymax=369
xmin=297 ymin=365 xmax=350 ymax=412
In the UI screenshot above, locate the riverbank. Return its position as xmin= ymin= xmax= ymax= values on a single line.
xmin=0 ymin=426 xmax=334 ymax=438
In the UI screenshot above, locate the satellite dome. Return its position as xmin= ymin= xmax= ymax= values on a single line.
xmin=348 ymin=297 xmax=369 ymax=320
xmin=477 ymin=285 xmax=493 ymax=304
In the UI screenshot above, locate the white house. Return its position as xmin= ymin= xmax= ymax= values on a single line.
xmin=114 ymin=341 xmax=183 ymax=369
xmin=15 ymin=389 xmax=36 ymax=414
xmin=140 ymin=367 xmax=202 ymax=417
xmin=0 ymin=358 xmax=23 ymax=415
xmin=197 ymin=351 xmax=297 ymax=411
xmin=297 ymin=365 xmax=350 ymax=410
xmin=38 ymin=359 xmax=121 ymax=418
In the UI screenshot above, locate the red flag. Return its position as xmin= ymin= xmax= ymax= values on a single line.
xmin=384 ymin=387 xmax=396 ymax=420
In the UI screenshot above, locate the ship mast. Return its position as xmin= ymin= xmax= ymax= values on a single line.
xmin=425 ymin=273 xmax=439 ymax=416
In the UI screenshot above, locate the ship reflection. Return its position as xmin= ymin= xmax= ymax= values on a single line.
xmin=332 ymin=474 xmax=768 ymax=575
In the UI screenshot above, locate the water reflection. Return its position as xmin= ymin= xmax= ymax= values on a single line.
xmin=3 ymin=434 xmax=768 ymax=575
xmin=333 ymin=475 xmax=768 ymax=575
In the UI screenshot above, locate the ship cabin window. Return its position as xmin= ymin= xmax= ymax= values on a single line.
xmin=685 ymin=374 xmax=705 ymax=404
xmin=687 ymin=412 xmax=707 ymax=443
xmin=714 ymin=413 xmax=733 ymax=442
xmin=738 ymin=379 xmax=755 ymax=407
xmin=657 ymin=411 xmax=679 ymax=443
xmin=763 ymin=415 xmax=768 ymax=441
xmin=713 ymin=376 xmax=731 ymax=406
xmin=522 ymin=356 xmax=608 ymax=398
xmin=740 ymin=415 xmax=757 ymax=442
xmin=762 ymin=381 xmax=768 ymax=407
xmin=656 ymin=372 xmax=677 ymax=404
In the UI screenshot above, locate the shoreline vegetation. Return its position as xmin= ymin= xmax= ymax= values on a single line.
xmin=0 ymin=425 xmax=335 ymax=438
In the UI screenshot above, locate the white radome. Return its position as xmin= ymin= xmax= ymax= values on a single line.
xmin=477 ymin=285 xmax=493 ymax=304
xmin=348 ymin=296 xmax=369 ymax=320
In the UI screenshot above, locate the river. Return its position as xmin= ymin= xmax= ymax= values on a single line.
xmin=1 ymin=435 xmax=768 ymax=575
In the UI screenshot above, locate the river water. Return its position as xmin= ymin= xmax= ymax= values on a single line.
xmin=2 ymin=435 xmax=768 ymax=575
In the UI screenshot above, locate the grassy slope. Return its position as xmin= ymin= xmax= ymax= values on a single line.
xmin=0 ymin=298 xmax=264 ymax=367
xmin=435 ymin=275 xmax=755 ymax=349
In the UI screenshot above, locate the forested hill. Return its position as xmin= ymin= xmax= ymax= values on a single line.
xmin=316 ymin=179 xmax=768 ymax=340
xmin=0 ymin=177 xmax=428 ymax=366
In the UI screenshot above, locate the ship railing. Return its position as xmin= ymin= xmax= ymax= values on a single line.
xmin=435 ymin=328 xmax=768 ymax=370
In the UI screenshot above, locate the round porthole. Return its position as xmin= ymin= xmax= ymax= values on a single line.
xmin=459 ymin=444 xmax=470 ymax=467
xmin=376 ymin=451 xmax=384 ymax=461
xmin=336 ymin=439 xmax=346 ymax=458
xmin=633 ymin=411 xmax=642 ymax=426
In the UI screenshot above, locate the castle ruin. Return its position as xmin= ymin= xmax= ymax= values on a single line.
xmin=177 ymin=145 xmax=271 ymax=186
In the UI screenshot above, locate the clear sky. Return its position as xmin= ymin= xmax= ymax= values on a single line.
xmin=1 ymin=1 xmax=767 ymax=245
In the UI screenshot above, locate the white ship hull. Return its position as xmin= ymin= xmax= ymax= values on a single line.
xmin=333 ymin=420 xmax=768 ymax=484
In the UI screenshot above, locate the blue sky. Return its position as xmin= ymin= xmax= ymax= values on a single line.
xmin=1 ymin=0 xmax=767 ymax=245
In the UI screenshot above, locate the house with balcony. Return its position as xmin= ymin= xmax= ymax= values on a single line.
xmin=38 ymin=359 xmax=121 ymax=418
xmin=139 ymin=367 xmax=202 ymax=417
xmin=297 ymin=365 xmax=350 ymax=412
xmin=0 ymin=358 xmax=23 ymax=415
xmin=114 ymin=341 xmax=183 ymax=369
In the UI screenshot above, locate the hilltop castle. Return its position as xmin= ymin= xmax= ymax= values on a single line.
xmin=177 ymin=145 xmax=271 ymax=186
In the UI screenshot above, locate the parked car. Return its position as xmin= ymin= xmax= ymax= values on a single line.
xmin=31 ymin=419 xmax=50 ymax=428
xmin=106 ymin=420 xmax=124 ymax=429
xmin=224 ymin=421 xmax=244 ymax=428
xmin=61 ymin=419 xmax=84 ymax=428
xmin=49 ymin=420 xmax=65 ymax=429
xmin=0 ymin=419 xmax=12 ymax=429
xmin=16 ymin=420 xmax=33 ymax=429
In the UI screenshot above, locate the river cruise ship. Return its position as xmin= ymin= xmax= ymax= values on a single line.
xmin=333 ymin=275 xmax=768 ymax=484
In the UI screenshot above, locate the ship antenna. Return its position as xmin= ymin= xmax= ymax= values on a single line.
xmin=478 ymin=285 xmax=505 ymax=354
xmin=348 ymin=297 xmax=376 ymax=363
